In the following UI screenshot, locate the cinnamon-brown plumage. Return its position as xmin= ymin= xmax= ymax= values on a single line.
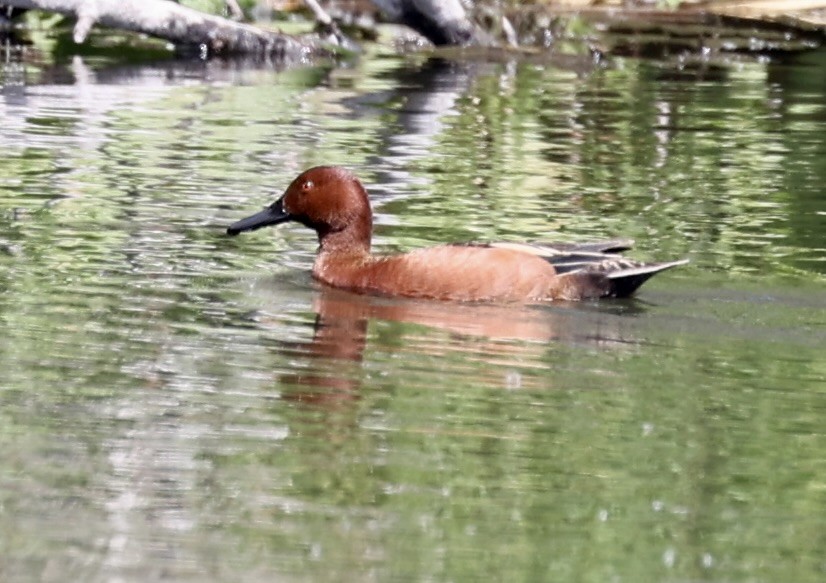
xmin=227 ymin=166 xmax=687 ymax=302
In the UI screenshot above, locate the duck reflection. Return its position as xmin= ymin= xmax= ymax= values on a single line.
xmin=261 ymin=284 xmax=646 ymax=404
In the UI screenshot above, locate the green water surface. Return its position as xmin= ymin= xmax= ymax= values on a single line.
xmin=1 ymin=46 xmax=824 ymax=582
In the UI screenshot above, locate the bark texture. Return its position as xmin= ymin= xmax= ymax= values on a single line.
xmin=2 ymin=0 xmax=327 ymax=58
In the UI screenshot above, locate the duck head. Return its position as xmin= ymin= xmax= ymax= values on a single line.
xmin=227 ymin=166 xmax=373 ymax=252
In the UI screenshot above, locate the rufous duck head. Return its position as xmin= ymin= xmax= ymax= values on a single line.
xmin=227 ymin=166 xmax=372 ymax=249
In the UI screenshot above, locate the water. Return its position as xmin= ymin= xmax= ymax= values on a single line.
xmin=1 ymin=46 xmax=825 ymax=582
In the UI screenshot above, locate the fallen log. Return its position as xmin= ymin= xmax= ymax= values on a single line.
xmin=1 ymin=0 xmax=331 ymax=58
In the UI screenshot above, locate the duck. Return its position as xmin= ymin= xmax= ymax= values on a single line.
xmin=226 ymin=166 xmax=688 ymax=302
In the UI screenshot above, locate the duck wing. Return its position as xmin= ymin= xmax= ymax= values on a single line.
xmin=488 ymin=240 xmax=639 ymax=274
xmin=489 ymin=239 xmax=635 ymax=257
xmin=486 ymin=240 xmax=688 ymax=298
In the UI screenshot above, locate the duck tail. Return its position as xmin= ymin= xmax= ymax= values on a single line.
xmin=558 ymin=259 xmax=689 ymax=299
xmin=602 ymin=259 xmax=689 ymax=298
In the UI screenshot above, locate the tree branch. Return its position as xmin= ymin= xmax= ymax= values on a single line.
xmin=2 ymin=0 xmax=329 ymax=58
xmin=370 ymin=0 xmax=489 ymax=46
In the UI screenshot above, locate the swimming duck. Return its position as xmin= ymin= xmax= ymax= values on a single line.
xmin=227 ymin=166 xmax=687 ymax=302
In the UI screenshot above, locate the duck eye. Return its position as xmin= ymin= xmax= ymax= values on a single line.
xmin=301 ymin=180 xmax=313 ymax=193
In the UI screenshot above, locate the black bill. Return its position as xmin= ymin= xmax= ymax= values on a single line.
xmin=226 ymin=198 xmax=291 ymax=236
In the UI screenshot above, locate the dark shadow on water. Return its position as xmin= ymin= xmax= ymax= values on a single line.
xmin=345 ymin=55 xmax=599 ymax=199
